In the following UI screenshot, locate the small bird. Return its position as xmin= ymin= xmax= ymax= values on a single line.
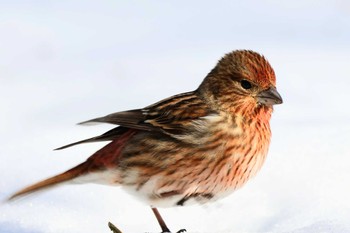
xmin=9 ymin=50 xmax=282 ymax=232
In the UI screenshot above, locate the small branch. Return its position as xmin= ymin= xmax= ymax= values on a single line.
xmin=108 ymin=222 xmax=123 ymax=233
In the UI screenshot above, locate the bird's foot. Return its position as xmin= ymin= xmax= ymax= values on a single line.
xmin=176 ymin=229 xmax=187 ymax=233
xmin=159 ymin=230 xmax=186 ymax=233
xmin=107 ymin=220 xmax=186 ymax=233
xmin=160 ymin=228 xmax=186 ymax=233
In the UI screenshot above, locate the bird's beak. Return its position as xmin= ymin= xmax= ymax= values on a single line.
xmin=256 ymin=87 xmax=283 ymax=106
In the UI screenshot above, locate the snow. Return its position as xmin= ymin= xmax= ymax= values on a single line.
xmin=1 ymin=1 xmax=350 ymax=232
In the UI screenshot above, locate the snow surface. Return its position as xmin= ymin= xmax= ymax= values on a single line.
xmin=1 ymin=1 xmax=350 ymax=233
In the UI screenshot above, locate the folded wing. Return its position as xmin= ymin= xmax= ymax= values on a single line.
xmin=57 ymin=91 xmax=217 ymax=149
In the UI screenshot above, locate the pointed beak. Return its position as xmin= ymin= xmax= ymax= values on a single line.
xmin=256 ymin=87 xmax=283 ymax=106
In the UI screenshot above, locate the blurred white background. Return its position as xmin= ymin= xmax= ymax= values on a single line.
xmin=1 ymin=1 xmax=350 ymax=232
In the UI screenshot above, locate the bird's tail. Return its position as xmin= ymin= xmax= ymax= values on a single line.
xmin=8 ymin=129 xmax=137 ymax=201
xmin=8 ymin=162 xmax=88 ymax=201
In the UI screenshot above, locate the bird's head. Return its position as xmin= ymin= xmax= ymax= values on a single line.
xmin=198 ymin=50 xmax=283 ymax=118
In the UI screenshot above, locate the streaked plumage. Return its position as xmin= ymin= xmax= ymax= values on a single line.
xmin=9 ymin=50 xmax=282 ymax=232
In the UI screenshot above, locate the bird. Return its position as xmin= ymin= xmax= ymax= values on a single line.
xmin=8 ymin=50 xmax=283 ymax=232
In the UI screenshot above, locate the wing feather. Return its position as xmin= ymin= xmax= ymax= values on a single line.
xmin=58 ymin=91 xmax=217 ymax=149
xmin=78 ymin=91 xmax=215 ymax=135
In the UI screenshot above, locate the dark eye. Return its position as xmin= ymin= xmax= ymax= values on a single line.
xmin=240 ymin=80 xmax=252 ymax=90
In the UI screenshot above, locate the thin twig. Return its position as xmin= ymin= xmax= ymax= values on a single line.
xmin=108 ymin=222 xmax=123 ymax=233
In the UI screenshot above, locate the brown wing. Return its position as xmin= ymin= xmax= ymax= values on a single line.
xmin=79 ymin=91 xmax=216 ymax=135
xmin=57 ymin=91 xmax=216 ymax=150
xmin=78 ymin=109 xmax=154 ymax=131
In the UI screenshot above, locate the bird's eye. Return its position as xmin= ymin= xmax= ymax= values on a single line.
xmin=240 ymin=80 xmax=252 ymax=90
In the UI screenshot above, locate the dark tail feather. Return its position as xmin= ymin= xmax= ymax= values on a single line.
xmin=8 ymin=163 xmax=88 ymax=201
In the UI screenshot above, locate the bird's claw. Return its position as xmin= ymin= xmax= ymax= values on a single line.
xmin=176 ymin=229 xmax=186 ymax=233
xmin=159 ymin=230 xmax=186 ymax=233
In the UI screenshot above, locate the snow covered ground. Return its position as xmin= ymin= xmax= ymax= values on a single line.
xmin=1 ymin=1 xmax=350 ymax=232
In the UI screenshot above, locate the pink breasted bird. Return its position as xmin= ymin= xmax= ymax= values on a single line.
xmin=9 ymin=50 xmax=282 ymax=232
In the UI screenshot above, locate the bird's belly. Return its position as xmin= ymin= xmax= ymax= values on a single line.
xmin=74 ymin=149 xmax=267 ymax=208
xmin=119 ymin=152 xmax=267 ymax=208
xmin=121 ymin=176 xmax=226 ymax=208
